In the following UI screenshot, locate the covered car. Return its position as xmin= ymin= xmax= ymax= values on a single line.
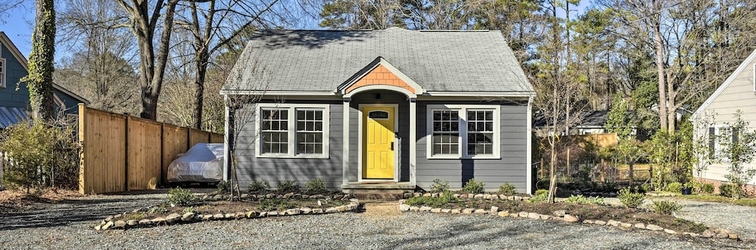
xmin=167 ymin=143 xmax=224 ymax=183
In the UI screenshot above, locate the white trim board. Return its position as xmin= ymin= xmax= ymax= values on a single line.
xmin=692 ymin=48 xmax=756 ymax=120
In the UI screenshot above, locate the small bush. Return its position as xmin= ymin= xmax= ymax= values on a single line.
xmin=304 ymin=178 xmax=328 ymax=194
xmin=701 ymin=183 xmax=715 ymax=194
xmin=258 ymin=199 xmax=297 ymax=211
xmin=651 ymin=200 xmax=682 ymax=215
xmin=277 ymin=180 xmax=300 ymax=193
xmin=167 ymin=187 xmax=194 ymax=206
xmin=618 ymin=187 xmax=645 ymax=208
xmin=666 ymin=182 xmax=683 ymax=193
xmin=148 ymin=205 xmax=168 ymax=214
xmin=565 ymin=195 xmax=605 ymax=205
xmin=498 ymin=183 xmax=517 ymax=195
xmin=405 ymin=192 xmax=457 ymax=207
xmin=216 ymin=180 xmax=232 ymax=194
xmin=429 ymin=179 xmax=450 ymax=193
xmin=462 ymin=178 xmax=485 ymax=194
xmin=719 ymin=183 xmax=740 ymax=198
xmin=529 ymin=189 xmax=549 ymax=203
xmin=640 ymin=183 xmax=653 ymax=193
xmin=248 ymin=181 xmax=270 ymax=192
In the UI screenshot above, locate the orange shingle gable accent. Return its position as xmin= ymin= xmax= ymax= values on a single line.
xmin=345 ymin=64 xmax=416 ymax=94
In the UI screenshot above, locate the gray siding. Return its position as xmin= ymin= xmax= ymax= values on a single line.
xmin=416 ymin=101 xmax=528 ymax=192
xmin=234 ymin=101 xmax=345 ymax=189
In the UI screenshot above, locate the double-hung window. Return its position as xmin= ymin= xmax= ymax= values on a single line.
xmin=0 ymin=58 xmax=6 ymax=88
xmin=257 ymin=104 xmax=329 ymax=158
xmin=427 ymin=105 xmax=500 ymax=159
xmin=709 ymin=125 xmax=738 ymax=161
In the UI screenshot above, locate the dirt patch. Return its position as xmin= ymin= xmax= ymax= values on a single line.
xmin=360 ymin=202 xmax=402 ymax=218
xmin=0 ymin=188 xmax=82 ymax=212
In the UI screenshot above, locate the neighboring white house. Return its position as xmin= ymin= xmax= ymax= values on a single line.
xmin=691 ymin=49 xmax=756 ymax=186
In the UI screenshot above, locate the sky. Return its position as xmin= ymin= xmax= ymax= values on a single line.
xmin=0 ymin=0 xmax=593 ymax=59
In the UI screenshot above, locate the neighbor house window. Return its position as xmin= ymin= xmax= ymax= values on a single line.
xmin=257 ymin=104 xmax=329 ymax=158
xmin=0 ymin=58 xmax=6 ymax=88
xmin=709 ymin=125 xmax=737 ymax=161
xmin=427 ymin=105 xmax=500 ymax=159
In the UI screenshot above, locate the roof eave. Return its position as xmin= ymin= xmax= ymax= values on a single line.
xmin=691 ymin=48 xmax=756 ymax=120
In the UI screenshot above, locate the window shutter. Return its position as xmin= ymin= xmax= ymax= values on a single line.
xmin=708 ymin=127 xmax=716 ymax=158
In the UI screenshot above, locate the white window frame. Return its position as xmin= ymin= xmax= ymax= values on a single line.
xmin=255 ymin=103 xmax=330 ymax=159
xmin=426 ymin=104 xmax=500 ymax=159
xmin=0 ymin=57 xmax=6 ymax=88
xmin=753 ymin=64 xmax=756 ymax=92
xmin=711 ymin=124 xmax=732 ymax=162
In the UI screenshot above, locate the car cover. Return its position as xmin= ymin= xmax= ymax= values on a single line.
xmin=167 ymin=143 xmax=224 ymax=182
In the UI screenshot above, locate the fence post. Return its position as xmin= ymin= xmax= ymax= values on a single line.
xmin=125 ymin=116 xmax=130 ymax=191
xmin=78 ymin=104 xmax=86 ymax=194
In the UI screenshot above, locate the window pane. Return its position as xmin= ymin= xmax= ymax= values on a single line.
xmin=297 ymin=121 xmax=305 ymax=130
xmin=315 ymin=122 xmax=323 ymax=131
xmin=297 ymin=110 xmax=305 ymax=120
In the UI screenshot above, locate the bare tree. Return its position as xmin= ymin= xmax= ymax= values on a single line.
xmin=116 ymin=0 xmax=180 ymax=120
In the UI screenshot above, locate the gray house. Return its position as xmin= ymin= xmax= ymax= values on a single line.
xmin=691 ymin=49 xmax=756 ymax=187
xmin=222 ymin=28 xmax=536 ymax=193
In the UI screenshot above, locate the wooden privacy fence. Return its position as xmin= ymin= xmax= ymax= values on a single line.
xmin=78 ymin=104 xmax=224 ymax=194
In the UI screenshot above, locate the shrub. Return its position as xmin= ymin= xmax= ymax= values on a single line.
xmin=304 ymin=178 xmax=328 ymax=194
xmin=666 ymin=182 xmax=683 ymax=193
xmin=0 ymin=120 xmax=80 ymax=191
xmin=640 ymin=183 xmax=653 ymax=193
xmin=216 ymin=180 xmax=232 ymax=194
xmin=405 ymin=192 xmax=457 ymax=207
xmin=719 ymin=183 xmax=740 ymax=198
xmin=700 ymin=183 xmax=715 ymax=194
xmin=462 ymin=178 xmax=485 ymax=194
xmin=429 ymin=179 xmax=450 ymax=193
xmin=651 ymin=200 xmax=682 ymax=215
xmin=167 ymin=187 xmax=194 ymax=206
xmin=277 ymin=180 xmax=300 ymax=193
xmin=248 ymin=181 xmax=270 ymax=193
xmin=618 ymin=187 xmax=645 ymax=208
xmin=498 ymin=183 xmax=517 ymax=195
xmin=565 ymin=195 xmax=605 ymax=205
xmin=529 ymin=189 xmax=549 ymax=203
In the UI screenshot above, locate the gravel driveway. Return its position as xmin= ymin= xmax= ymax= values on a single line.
xmin=0 ymin=192 xmax=754 ymax=249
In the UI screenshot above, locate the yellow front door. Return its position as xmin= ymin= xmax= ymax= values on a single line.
xmin=363 ymin=106 xmax=395 ymax=179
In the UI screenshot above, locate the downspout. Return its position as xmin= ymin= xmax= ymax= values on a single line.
xmin=223 ymin=94 xmax=230 ymax=181
xmin=526 ymin=95 xmax=534 ymax=194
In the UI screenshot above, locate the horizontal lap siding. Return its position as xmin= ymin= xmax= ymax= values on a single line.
xmin=416 ymin=102 xmax=528 ymax=191
xmin=235 ymin=102 xmax=344 ymax=189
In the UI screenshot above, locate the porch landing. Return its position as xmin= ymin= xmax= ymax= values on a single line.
xmin=341 ymin=182 xmax=416 ymax=200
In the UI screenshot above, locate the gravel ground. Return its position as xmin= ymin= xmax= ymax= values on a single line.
xmin=671 ymin=198 xmax=756 ymax=241
xmin=0 ymin=192 xmax=754 ymax=249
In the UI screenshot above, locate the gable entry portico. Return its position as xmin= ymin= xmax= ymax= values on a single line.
xmin=339 ymin=57 xmax=423 ymax=188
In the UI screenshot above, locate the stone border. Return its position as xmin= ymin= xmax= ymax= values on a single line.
xmin=94 ymin=199 xmax=360 ymax=231
xmin=405 ymin=192 xmax=533 ymax=201
xmin=398 ymin=200 xmax=740 ymax=241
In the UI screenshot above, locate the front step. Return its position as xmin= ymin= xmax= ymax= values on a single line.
xmin=349 ymin=189 xmax=407 ymax=200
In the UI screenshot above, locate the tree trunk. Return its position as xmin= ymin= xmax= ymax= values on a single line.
xmin=653 ymin=6 xmax=668 ymax=132
xmin=192 ymin=58 xmax=207 ymax=129
xmin=27 ymin=0 xmax=56 ymax=121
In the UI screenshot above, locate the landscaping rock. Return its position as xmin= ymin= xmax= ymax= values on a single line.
xmin=151 ymin=217 xmax=166 ymax=225
xmin=527 ymin=213 xmax=540 ymax=219
xmin=594 ymin=220 xmax=606 ymax=225
xmin=462 ymin=208 xmax=475 ymax=214
xmin=473 ymin=194 xmax=485 ymax=199
xmin=325 ymin=208 xmax=338 ymax=213
xmin=182 ymin=212 xmax=196 ymax=222
xmin=583 ymin=220 xmax=594 ymax=224
xmin=664 ymin=229 xmax=676 ymax=234
xmin=620 ymin=223 xmax=632 ymax=228
xmin=419 ymin=206 xmax=432 ymax=212
xmin=399 ymin=204 xmax=410 ymax=212
xmin=702 ymin=230 xmax=715 ymax=238
xmin=451 ymin=209 xmax=461 ymax=214
xmin=552 ymin=210 xmax=566 ymax=217
xmin=539 ymin=215 xmax=550 ymax=220
xmin=166 ymin=213 xmax=181 ymax=224
xmin=258 ymin=212 xmax=268 ymax=217
xmin=729 ymin=234 xmax=739 ymax=240
xmin=235 ymin=212 xmax=246 ymax=219
xmin=268 ymin=211 xmax=279 ymax=216
xmin=312 ymin=209 xmax=323 ymax=214
xmin=634 ymin=223 xmax=646 ymax=229
xmin=126 ymin=220 xmax=138 ymax=226
xmin=422 ymin=193 xmax=431 ymax=197
xmin=94 ymin=225 xmax=102 ymax=231
xmin=201 ymin=214 xmax=212 ymax=221
xmin=409 ymin=206 xmax=420 ymax=212
xmin=452 ymin=194 xmax=461 ymax=198
xmin=483 ymin=194 xmax=493 ymax=200
xmin=607 ymin=220 xmax=620 ymax=227
xmin=114 ymin=220 xmax=126 ymax=229
xmin=212 ymin=214 xmax=224 ymax=220
xmin=518 ymin=212 xmax=528 ymax=218
xmin=430 ymin=208 xmax=442 ymax=213
xmin=102 ymin=221 xmax=114 ymax=230
xmin=474 ymin=209 xmax=487 ymax=215
xmin=337 ymin=206 xmax=350 ymax=212
xmin=490 ymin=206 xmax=499 ymax=214
xmin=441 ymin=209 xmax=451 ymax=213
xmin=509 ymin=213 xmax=518 ymax=218
xmin=246 ymin=211 xmax=258 ymax=218
xmin=646 ymin=225 xmax=663 ymax=231
xmin=563 ymin=214 xmax=579 ymax=223
xmin=498 ymin=211 xmax=510 ymax=217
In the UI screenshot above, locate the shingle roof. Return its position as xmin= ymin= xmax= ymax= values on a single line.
xmin=223 ymin=28 xmax=535 ymax=95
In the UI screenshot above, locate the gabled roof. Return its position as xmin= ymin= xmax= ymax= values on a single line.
xmin=223 ymin=28 xmax=535 ymax=96
xmin=691 ymin=48 xmax=756 ymax=120
xmin=0 ymin=31 xmax=90 ymax=105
